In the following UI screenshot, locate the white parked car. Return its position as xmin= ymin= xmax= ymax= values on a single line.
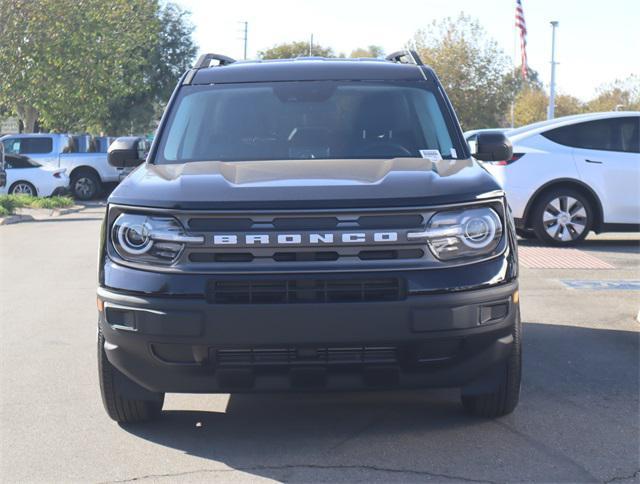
xmin=467 ymin=112 xmax=640 ymax=245
xmin=0 ymin=153 xmax=69 ymax=197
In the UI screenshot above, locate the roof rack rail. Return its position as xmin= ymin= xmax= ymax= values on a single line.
xmin=193 ymin=53 xmax=236 ymax=69
xmin=385 ymin=50 xmax=424 ymax=66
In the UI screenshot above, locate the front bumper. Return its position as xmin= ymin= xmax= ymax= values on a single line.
xmin=98 ymin=279 xmax=518 ymax=394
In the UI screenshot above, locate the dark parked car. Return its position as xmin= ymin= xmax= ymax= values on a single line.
xmin=98 ymin=51 xmax=520 ymax=423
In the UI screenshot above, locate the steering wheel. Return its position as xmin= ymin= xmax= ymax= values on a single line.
xmin=356 ymin=142 xmax=413 ymax=158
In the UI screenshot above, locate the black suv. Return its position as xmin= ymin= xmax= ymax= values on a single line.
xmin=98 ymin=51 xmax=520 ymax=423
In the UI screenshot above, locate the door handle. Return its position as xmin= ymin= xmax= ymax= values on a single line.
xmin=585 ymin=159 xmax=603 ymax=164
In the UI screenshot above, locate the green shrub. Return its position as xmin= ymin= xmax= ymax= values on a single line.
xmin=0 ymin=194 xmax=74 ymax=215
xmin=7 ymin=194 xmax=32 ymax=208
xmin=0 ymin=195 xmax=18 ymax=214
xmin=28 ymin=196 xmax=74 ymax=209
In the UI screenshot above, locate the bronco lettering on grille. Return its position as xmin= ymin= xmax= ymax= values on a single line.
xmin=210 ymin=231 xmax=404 ymax=247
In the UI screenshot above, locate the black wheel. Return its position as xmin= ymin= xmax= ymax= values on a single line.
xmin=98 ymin=328 xmax=164 ymax=423
xmin=515 ymin=228 xmax=537 ymax=240
xmin=461 ymin=308 xmax=522 ymax=418
xmin=71 ymin=170 xmax=101 ymax=200
xmin=531 ymin=188 xmax=592 ymax=246
xmin=10 ymin=181 xmax=37 ymax=196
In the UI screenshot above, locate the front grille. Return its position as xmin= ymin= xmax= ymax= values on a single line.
xmin=216 ymin=346 xmax=398 ymax=366
xmin=181 ymin=209 xmax=433 ymax=271
xmin=206 ymin=278 xmax=404 ymax=304
xmin=188 ymin=214 xmax=424 ymax=231
xmin=189 ymin=249 xmax=424 ymax=263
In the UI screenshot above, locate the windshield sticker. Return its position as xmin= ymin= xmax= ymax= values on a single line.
xmin=450 ymin=148 xmax=457 ymax=158
xmin=419 ymin=149 xmax=443 ymax=161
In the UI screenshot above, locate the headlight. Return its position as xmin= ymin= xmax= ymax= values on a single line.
xmin=424 ymin=207 xmax=503 ymax=260
xmin=111 ymin=213 xmax=203 ymax=264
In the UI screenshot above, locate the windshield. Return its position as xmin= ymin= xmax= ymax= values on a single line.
xmin=156 ymin=81 xmax=460 ymax=163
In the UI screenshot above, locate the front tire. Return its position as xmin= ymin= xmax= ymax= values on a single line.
xmin=98 ymin=328 xmax=164 ymax=423
xmin=461 ymin=309 xmax=522 ymax=418
xmin=71 ymin=170 xmax=101 ymax=200
xmin=531 ymin=188 xmax=592 ymax=246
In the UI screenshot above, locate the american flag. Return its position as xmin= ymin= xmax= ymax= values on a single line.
xmin=515 ymin=0 xmax=528 ymax=79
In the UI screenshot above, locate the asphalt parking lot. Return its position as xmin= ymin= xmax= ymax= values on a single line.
xmin=1 ymin=206 xmax=638 ymax=483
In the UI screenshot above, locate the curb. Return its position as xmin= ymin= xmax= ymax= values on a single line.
xmin=49 ymin=205 xmax=85 ymax=217
xmin=0 ymin=214 xmax=34 ymax=225
xmin=0 ymin=204 xmax=84 ymax=225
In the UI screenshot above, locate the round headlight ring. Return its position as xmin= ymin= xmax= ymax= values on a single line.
xmin=461 ymin=214 xmax=497 ymax=249
xmin=117 ymin=221 xmax=153 ymax=255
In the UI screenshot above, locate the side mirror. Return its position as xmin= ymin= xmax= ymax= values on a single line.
xmin=473 ymin=132 xmax=513 ymax=162
xmin=107 ymin=137 xmax=146 ymax=168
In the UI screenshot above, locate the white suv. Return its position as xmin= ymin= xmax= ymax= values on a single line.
xmin=471 ymin=112 xmax=640 ymax=245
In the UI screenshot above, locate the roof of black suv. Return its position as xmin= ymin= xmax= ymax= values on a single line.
xmin=188 ymin=52 xmax=435 ymax=85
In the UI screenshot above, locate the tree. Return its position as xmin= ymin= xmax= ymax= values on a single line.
xmin=101 ymin=2 xmax=197 ymax=134
xmin=514 ymin=90 xmax=586 ymax=126
xmin=502 ymin=66 xmax=544 ymax=95
xmin=258 ymin=41 xmax=335 ymax=59
xmin=350 ymin=45 xmax=384 ymax=58
xmin=513 ymin=87 xmax=547 ymax=126
xmin=0 ymin=0 xmax=160 ymax=133
xmin=555 ymin=94 xmax=585 ymax=117
xmin=411 ymin=14 xmax=513 ymax=130
xmin=587 ymin=75 xmax=640 ymax=112
xmin=498 ymin=66 xmax=544 ymax=127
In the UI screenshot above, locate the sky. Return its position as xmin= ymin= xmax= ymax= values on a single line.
xmin=175 ymin=0 xmax=640 ymax=101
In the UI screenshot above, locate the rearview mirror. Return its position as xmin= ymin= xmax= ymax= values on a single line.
xmin=473 ymin=132 xmax=513 ymax=162
xmin=107 ymin=137 xmax=147 ymax=168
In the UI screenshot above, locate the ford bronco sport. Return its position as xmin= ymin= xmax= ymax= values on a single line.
xmin=98 ymin=51 xmax=520 ymax=423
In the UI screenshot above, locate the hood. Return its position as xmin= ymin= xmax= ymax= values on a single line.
xmin=109 ymin=157 xmax=502 ymax=210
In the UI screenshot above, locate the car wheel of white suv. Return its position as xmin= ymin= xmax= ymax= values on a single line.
xmin=531 ymin=188 xmax=593 ymax=246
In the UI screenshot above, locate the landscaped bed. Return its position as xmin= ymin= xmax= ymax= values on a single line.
xmin=0 ymin=194 xmax=74 ymax=216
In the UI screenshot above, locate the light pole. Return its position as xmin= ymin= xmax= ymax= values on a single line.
xmin=238 ymin=21 xmax=248 ymax=60
xmin=547 ymin=21 xmax=559 ymax=119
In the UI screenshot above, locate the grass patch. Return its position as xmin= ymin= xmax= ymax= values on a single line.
xmin=0 ymin=194 xmax=74 ymax=216
xmin=27 ymin=195 xmax=74 ymax=209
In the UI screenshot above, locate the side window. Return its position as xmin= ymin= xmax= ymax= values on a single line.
xmin=2 ymin=138 xmax=20 ymax=154
xmin=3 ymin=137 xmax=54 ymax=154
xmin=20 ymin=137 xmax=53 ymax=154
xmin=7 ymin=156 xmax=38 ymax=168
xmin=541 ymin=125 xmax=576 ymax=146
xmin=543 ymin=120 xmax=616 ymax=151
xmin=618 ymin=117 xmax=639 ymax=153
xmin=543 ymin=119 xmax=632 ymax=153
